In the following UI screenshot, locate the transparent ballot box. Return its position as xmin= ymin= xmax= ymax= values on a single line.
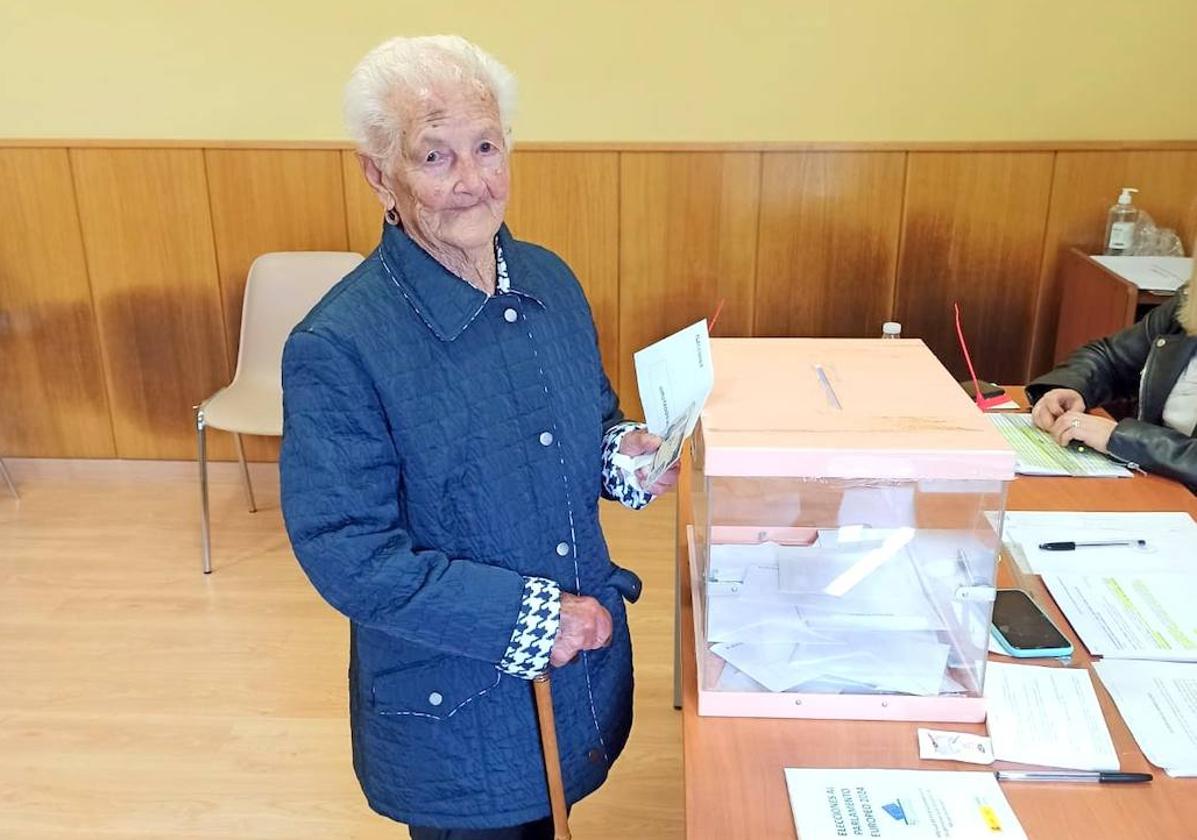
xmin=688 ymin=339 xmax=1015 ymax=722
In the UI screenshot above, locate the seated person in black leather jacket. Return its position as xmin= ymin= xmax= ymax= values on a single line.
xmin=1027 ymin=279 xmax=1196 ymax=491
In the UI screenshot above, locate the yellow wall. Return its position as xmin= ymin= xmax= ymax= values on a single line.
xmin=3 ymin=0 xmax=1196 ymax=142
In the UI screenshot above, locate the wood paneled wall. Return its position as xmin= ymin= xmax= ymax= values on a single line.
xmin=2 ymin=141 xmax=1195 ymax=459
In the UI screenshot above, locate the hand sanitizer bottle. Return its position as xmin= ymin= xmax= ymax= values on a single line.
xmin=1104 ymin=187 xmax=1139 ymax=255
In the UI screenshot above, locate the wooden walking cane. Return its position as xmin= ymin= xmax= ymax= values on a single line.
xmin=532 ymin=672 xmax=572 ymax=840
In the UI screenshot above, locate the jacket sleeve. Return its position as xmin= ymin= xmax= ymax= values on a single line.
xmin=280 ymin=329 xmax=559 ymax=675
xmin=594 ymin=335 xmax=654 ymax=508
xmin=1027 ymin=295 xmax=1183 ymax=408
xmin=1108 ymin=418 xmax=1197 ymax=490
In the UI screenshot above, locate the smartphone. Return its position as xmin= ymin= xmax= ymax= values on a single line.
xmin=960 ymin=379 xmax=1005 ymax=399
xmin=990 ymin=589 xmax=1073 ymax=658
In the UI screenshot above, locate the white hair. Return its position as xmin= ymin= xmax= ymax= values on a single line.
xmin=344 ymin=35 xmax=517 ymax=166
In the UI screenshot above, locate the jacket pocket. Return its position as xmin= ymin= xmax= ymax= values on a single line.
xmin=605 ymin=564 xmax=643 ymax=604
xmin=370 ymin=656 xmax=501 ymax=720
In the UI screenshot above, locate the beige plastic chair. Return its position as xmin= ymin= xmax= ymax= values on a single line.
xmin=197 ymin=251 xmax=362 ymax=574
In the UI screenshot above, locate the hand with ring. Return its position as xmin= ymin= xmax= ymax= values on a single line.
xmin=1031 ymin=388 xmax=1085 ymax=431
xmin=1048 ymin=410 xmax=1116 ymax=454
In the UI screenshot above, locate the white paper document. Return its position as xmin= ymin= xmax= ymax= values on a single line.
xmin=998 ymin=511 xmax=1197 ymax=575
xmin=784 ymin=768 xmax=1027 ymax=839
xmin=618 ymin=319 xmax=713 ymax=486
xmin=983 ymin=662 xmax=1118 ymax=771
xmin=987 ymin=414 xmax=1131 ymax=477
xmin=1041 ymin=573 xmax=1197 ymax=661
xmin=1092 ymin=255 xmax=1193 ymax=293
xmin=1093 ymin=659 xmax=1197 ymax=776
xmin=632 ymin=318 xmax=713 ymax=437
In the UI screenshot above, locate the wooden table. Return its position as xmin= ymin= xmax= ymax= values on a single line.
xmin=678 ymin=396 xmax=1197 ymax=839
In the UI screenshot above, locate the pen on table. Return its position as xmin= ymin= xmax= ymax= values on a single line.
xmin=995 ymin=771 xmax=1153 ymax=784
xmin=1038 ymin=539 xmax=1147 ymax=551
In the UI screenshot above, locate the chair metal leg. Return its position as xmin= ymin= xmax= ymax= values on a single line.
xmin=0 ymin=457 xmax=17 ymax=499
xmin=233 ymin=433 xmax=257 ymax=513
xmin=197 ymin=409 xmax=213 ymax=574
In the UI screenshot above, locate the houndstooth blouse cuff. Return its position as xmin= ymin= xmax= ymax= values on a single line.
xmin=602 ymin=421 xmax=655 ymax=510
xmin=496 ymin=576 xmax=562 ymax=679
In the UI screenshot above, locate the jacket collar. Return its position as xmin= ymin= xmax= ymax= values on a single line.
xmin=1141 ymin=334 xmax=1197 ymax=423
xmin=378 ymin=222 xmax=545 ymax=342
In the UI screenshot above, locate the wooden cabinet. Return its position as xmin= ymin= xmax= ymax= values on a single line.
xmin=1053 ymin=247 xmax=1172 ymax=364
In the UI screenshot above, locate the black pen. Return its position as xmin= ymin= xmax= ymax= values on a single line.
xmin=1038 ymin=539 xmax=1146 ymax=551
xmin=996 ymin=770 xmax=1152 ymax=784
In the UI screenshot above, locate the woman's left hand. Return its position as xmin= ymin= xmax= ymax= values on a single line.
xmin=620 ymin=429 xmax=681 ymax=496
xmin=1049 ymin=410 xmax=1117 ymax=454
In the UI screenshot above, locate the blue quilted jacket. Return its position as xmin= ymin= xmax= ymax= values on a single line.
xmin=279 ymin=222 xmax=645 ymax=828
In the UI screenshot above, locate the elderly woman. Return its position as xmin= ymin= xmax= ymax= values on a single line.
xmin=1028 ymin=271 xmax=1196 ymax=491
xmin=280 ymin=35 xmax=677 ymax=839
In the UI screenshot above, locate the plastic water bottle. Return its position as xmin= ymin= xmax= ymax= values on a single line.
xmin=1104 ymin=187 xmax=1139 ymax=255
xmin=881 ymin=322 xmax=902 ymax=339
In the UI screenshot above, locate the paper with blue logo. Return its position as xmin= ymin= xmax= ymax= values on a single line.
xmin=784 ymin=768 xmax=1027 ymax=839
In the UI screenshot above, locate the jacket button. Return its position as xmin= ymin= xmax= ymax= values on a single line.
xmin=504 ymin=308 xmax=518 ymax=323
xmin=539 ymin=431 xmax=554 ymax=446
xmin=588 ymin=748 xmax=603 ymax=764
xmin=428 ymin=692 xmax=443 ymax=707
xmin=556 ymin=542 xmax=570 ymax=556
xmin=1156 ymin=338 xmax=1167 ymax=348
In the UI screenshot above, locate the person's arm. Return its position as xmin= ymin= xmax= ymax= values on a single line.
xmin=598 ymin=351 xmax=675 ymax=509
xmin=1028 ymin=295 xmax=1183 ymax=408
xmin=280 ymin=329 xmax=559 ymax=678
xmin=1107 ymin=419 xmax=1197 ymax=488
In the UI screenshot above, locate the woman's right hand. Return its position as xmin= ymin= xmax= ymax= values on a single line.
xmin=1031 ymin=388 xmax=1086 ymax=431
xmin=549 ymin=593 xmax=613 ymax=668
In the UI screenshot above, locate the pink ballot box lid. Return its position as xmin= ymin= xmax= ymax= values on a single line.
xmin=699 ymin=338 xmax=1016 ymax=481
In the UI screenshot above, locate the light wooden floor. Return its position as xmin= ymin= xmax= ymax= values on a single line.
xmin=0 ymin=460 xmax=683 ymax=840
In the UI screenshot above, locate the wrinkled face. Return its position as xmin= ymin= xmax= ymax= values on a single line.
xmin=387 ymin=84 xmax=509 ymax=254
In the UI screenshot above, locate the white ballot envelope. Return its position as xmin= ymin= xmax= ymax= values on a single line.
xmin=612 ymin=319 xmax=714 ymax=489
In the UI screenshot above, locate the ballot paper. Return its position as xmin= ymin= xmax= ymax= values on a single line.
xmin=983 ymin=662 xmax=1118 ymax=771
xmin=1093 ymin=659 xmax=1197 ymax=777
xmin=711 ymin=638 xmax=951 ymax=696
xmin=706 ymin=539 xmax=945 ymax=642
xmin=1041 ymin=573 xmax=1197 ymax=661
xmin=633 ymin=318 xmax=712 ymax=436
xmin=705 ymin=539 xmax=952 ymax=695
xmin=615 ymin=319 xmax=713 ymax=487
xmin=998 ymin=511 xmax=1197 ymax=575
xmin=987 ymin=414 xmax=1131 ymax=477
xmin=784 ymin=768 xmax=1027 ymax=839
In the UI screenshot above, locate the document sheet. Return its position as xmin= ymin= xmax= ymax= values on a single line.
xmin=987 ymin=414 xmax=1131 ymax=477
xmin=784 ymin=768 xmax=1027 ymax=839
xmin=1091 ymin=255 xmax=1192 ymax=293
xmin=1093 ymin=659 xmax=1197 ymax=777
xmin=983 ymin=662 xmax=1118 ymax=771
xmin=998 ymin=511 xmax=1197 ymax=575
xmin=1041 ymin=573 xmax=1197 ymax=661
